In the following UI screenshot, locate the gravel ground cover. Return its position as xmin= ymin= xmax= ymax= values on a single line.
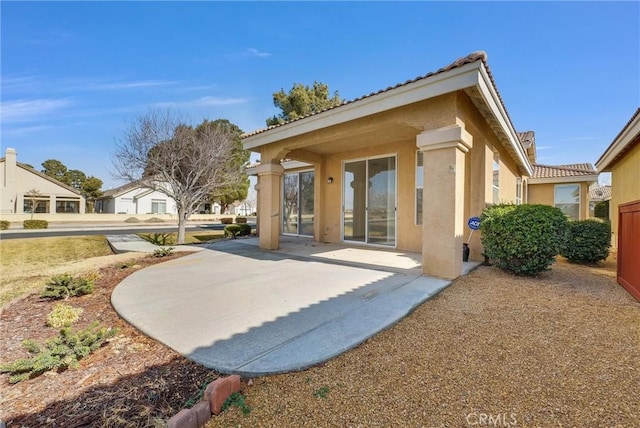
xmin=208 ymin=257 xmax=639 ymax=428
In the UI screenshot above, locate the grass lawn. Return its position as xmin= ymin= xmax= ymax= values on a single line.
xmin=0 ymin=236 xmax=115 ymax=306
xmin=138 ymin=230 xmax=226 ymax=245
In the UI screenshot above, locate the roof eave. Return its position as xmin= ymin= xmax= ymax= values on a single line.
xmin=595 ymin=109 xmax=640 ymax=171
xmin=243 ymin=61 xmax=482 ymax=150
xmin=528 ymin=174 xmax=599 ymax=185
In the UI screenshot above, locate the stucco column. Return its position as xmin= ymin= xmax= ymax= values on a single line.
xmin=468 ymin=141 xmax=494 ymax=260
xmin=256 ymin=162 xmax=284 ymax=250
xmin=417 ymin=122 xmax=473 ymax=279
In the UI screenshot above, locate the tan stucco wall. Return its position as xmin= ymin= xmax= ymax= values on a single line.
xmin=609 ymin=140 xmax=640 ymax=248
xmin=527 ymin=182 xmax=591 ymax=220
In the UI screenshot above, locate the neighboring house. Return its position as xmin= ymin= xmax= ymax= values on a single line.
xmin=527 ymin=163 xmax=598 ymax=220
xmin=243 ymin=52 xmax=600 ymax=280
xmin=589 ymin=185 xmax=612 ymax=218
xmin=95 ymin=181 xmax=177 ymax=215
xmin=95 ymin=181 xmax=221 ymax=215
xmin=595 ymin=108 xmax=640 ymax=301
xmin=0 ymin=147 xmax=86 ymax=214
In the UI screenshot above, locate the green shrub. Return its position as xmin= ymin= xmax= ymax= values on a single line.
xmin=0 ymin=220 xmax=9 ymax=230
xmin=594 ymin=201 xmax=609 ymax=220
xmin=47 ymin=303 xmax=84 ymax=328
xmin=41 ymin=274 xmax=94 ymax=300
xmin=224 ymin=223 xmax=251 ymax=238
xmin=124 ymin=217 xmax=141 ymax=223
xmin=23 ymin=219 xmax=48 ymax=229
xmin=221 ymin=392 xmax=251 ymax=415
xmin=151 ymin=247 xmax=174 ymax=257
xmin=0 ymin=321 xmax=117 ymax=383
xmin=220 ymin=217 xmax=233 ymax=225
xmin=235 ymin=217 xmax=247 ymax=224
xmin=480 ymin=204 xmax=568 ymax=276
xmin=144 ymin=217 xmax=164 ymax=223
xmin=561 ymin=219 xmax=611 ymax=264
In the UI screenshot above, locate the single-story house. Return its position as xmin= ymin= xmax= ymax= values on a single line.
xmin=0 ymin=147 xmax=86 ymax=214
xmin=95 ymin=181 xmax=222 ymax=215
xmin=595 ymin=107 xmax=640 ymax=300
xmin=242 ymin=52 xmax=597 ymax=280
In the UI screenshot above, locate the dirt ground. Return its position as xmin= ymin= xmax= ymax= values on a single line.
xmin=207 ymin=257 xmax=640 ymax=428
xmin=0 ymin=253 xmax=219 ymax=427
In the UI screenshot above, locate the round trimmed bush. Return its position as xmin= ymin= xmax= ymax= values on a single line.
xmin=561 ymin=219 xmax=611 ymax=264
xmin=480 ymin=204 xmax=569 ymax=276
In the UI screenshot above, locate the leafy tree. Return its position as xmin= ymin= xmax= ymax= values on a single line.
xmin=41 ymin=159 xmax=67 ymax=182
xmin=65 ymin=169 xmax=87 ymax=190
xmin=113 ymin=110 xmax=248 ymax=244
xmin=266 ymin=81 xmax=343 ymax=126
xmin=82 ymin=176 xmax=103 ymax=213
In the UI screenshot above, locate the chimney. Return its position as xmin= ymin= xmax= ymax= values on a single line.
xmin=2 ymin=147 xmax=17 ymax=213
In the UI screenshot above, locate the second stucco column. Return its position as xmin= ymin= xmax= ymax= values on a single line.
xmin=417 ymin=122 xmax=473 ymax=279
xmin=255 ymin=162 xmax=284 ymax=250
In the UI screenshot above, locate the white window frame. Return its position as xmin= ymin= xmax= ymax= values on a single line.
xmin=492 ymin=152 xmax=500 ymax=205
xmin=554 ymin=184 xmax=581 ymax=220
xmin=515 ymin=177 xmax=522 ymax=205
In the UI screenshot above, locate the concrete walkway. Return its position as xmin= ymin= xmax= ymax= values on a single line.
xmin=112 ymin=237 xmax=481 ymax=377
xmin=105 ymin=234 xmax=203 ymax=254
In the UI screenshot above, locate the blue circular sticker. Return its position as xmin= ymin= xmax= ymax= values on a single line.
xmin=468 ymin=216 xmax=481 ymax=230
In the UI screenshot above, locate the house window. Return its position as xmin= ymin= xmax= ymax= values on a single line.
xmin=23 ymin=197 xmax=50 ymax=213
xmin=416 ymin=151 xmax=424 ymax=225
xmin=515 ymin=177 xmax=522 ymax=205
xmin=151 ymin=199 xmax=167 ymax=214
xmin=555 ymin=184 xmax=580 ymax=220
xmin=492 ymin=153 xmax=500 ymax=205
xmin=56 ymin=199 xmax=80 ymax=213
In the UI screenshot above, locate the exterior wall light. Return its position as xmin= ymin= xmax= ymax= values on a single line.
xmin=327 ymin=177 xmax=334 ymax=184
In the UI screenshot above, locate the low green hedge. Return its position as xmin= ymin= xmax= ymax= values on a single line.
xmin=0 ymin=220 xmax=9 ymax=230
xmin=224 ymin=223 xmax=252 ymax=238
xmin=480 ymin=204 xmax=568 ymax=276
xmin=23 ymin=220 xmax=48 ymax=229
xmin=561 ymin=219 xmax=611 ymax=264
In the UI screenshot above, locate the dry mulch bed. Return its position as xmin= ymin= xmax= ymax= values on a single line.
xmin=207 ymin=258 xmax=640 ymax=428
xmin=0 ymin=254 xmax=219 ymax=427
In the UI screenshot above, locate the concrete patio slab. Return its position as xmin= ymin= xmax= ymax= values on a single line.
xmin=111 ymin=238 xmax=480 ymax=376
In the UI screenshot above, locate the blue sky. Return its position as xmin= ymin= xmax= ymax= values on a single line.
xmin=2 ymin=1 xmax=638 ymax=189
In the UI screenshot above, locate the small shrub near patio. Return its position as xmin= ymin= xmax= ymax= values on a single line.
xmin=0 ymin=321 xmax=117 ymax=384
xmin=594 ymin=201 xmax=609 ymax=220
xmin=151 ymin=247 xmax=174 ymax=258
xmin=224 ymin=223 xmax=251 ymax=238
xmin=220 ymin=217 xmax=233 ymax=225
xmin=0 ymin=220 xmax=9 ymax=230
xmin=41 ymin=274 xmax=95 ymax=300
xmin=23 ymin=219 xmax=48 ymax=229
xmin=561 ymin=219 xmax=611 ymax=264
xmin=480 ymin=204 xmax=568 ymax=276
xmin=235 ymin=217 xmax=247 ymax=224
xmin=124 ymin=217 xmax=141 ymax=223
xmin=46 ymin=303 xmax=84 ymax=328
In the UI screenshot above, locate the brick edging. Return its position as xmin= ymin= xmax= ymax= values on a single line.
xmin=168 ymin=375 xmax=242 ymax=428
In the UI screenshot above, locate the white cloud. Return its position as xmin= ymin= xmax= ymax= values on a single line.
xmin=154 ymin=96 xmax=250 ymax=109
xmin=247 ymin=48 xmax=271 ymax=58
xmin=0 ymin=98 xmax=74 ymax=123
xmin=84 ymin=80 xmax=179 ymax=90
xmin=1 ymin=124 xmax=55 ymax=138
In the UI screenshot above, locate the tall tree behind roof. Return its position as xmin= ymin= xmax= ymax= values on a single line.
xmin=266 ymin=81 xmax=343 ymax=126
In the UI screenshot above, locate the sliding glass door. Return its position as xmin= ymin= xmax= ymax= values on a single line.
xmin=343 ymin=156 xmax=396 ymax=246
xmin=283 ymin=171 xmax=315 ymax=236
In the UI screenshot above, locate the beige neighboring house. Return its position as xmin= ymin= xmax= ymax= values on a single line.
xmin=595 ymin=107 xmax=640 ymax=301
xmin=245 ymin=51 xmax=593 ymax=280
xmin=0 ymin=147 xmax=86 ymax=215
xmin=589 ymin=185 xmax=612 ymax=218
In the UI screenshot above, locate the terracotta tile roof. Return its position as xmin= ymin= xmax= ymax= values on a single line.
xmin=243 ymin=51 xmax=509 ymax=139
xmin=589 ymin=186 xmax=612 ymax=201
xmin=532 ymin=163 xmax=596 ymax=179
xmin=517 ymin=131 xmax=535 ymax=148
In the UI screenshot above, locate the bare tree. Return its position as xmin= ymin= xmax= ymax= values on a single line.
xmin=112 ymin=110 xmax=245 ymax=244
xmin=25 ymin=188 xmax=42 ymax=220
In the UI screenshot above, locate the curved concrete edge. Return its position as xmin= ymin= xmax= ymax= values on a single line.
xmin=189 ymin=276 xmax=450 ymax=377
